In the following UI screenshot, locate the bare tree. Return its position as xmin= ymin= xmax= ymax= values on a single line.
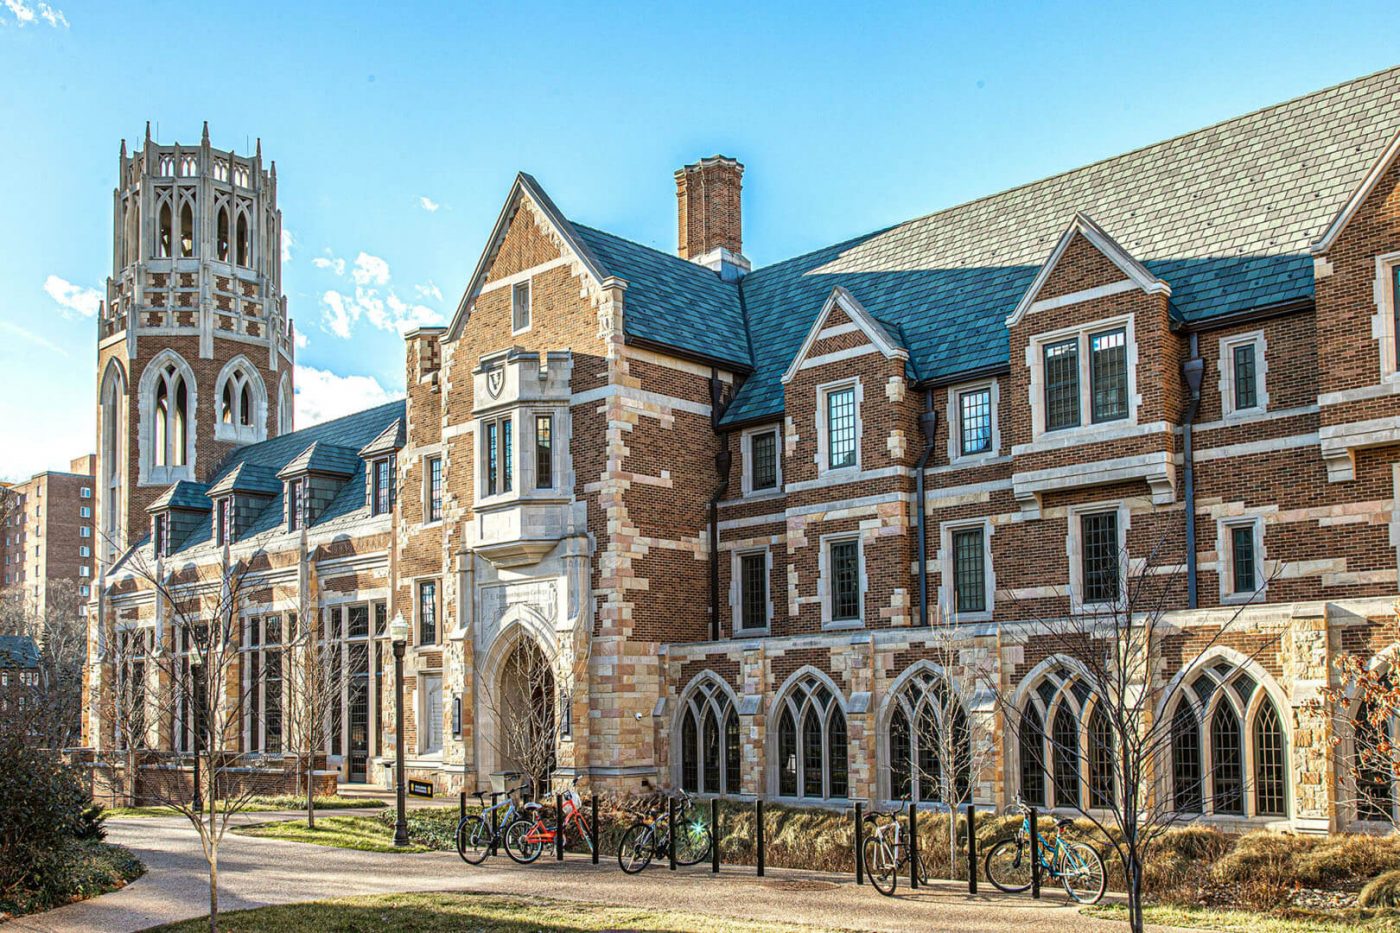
xmin=96 ymin=620 xmax=152 ymax=807
xmin=995 ymin=531 xmax=1282 ymax=933
xmin=0 ymin=580 xmax=88 ymax=750
xmin=281 ymin=607 xmax=351 ymax=827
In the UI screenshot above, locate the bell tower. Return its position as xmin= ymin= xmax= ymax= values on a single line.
xmin=95 ymin=122 xmax=295 ymax=568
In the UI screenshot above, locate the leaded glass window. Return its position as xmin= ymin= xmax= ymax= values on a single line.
xmin=1052 ymin=704 xmax=1082 ymax=808
xmin=418 ymin=580 xmax=437 ymax=645
xmin=751 ymin=430 xmax=778 ymax=490
xmin=1020 ymin=703 xmax=1046 ymax=807
xmin=486 ymin=420 xmax=499 ymax=496
xmin=1356 ymin=701 xmax=1396 ymax=822
xmin=1253 ymin=700 xmax=1287 ymax=817
xmin=887 ymin=668 xmax=972 ymax=805
xmin=1210 ymin=703 xmax=1244 ymax=815
xmin=825 ymin=386 xmax=857 ymax=470
xmin=829 ymin=538 xmax=860 ymax=622
xmin=775 ymin=674 xmax=846 ymax=799
xmin=958 ymin=387 xmax=992 ymax=456
xmin=427 ymin=456 xmax=442 ymax=522
xmin=1044 ymin=339 xmax=1080 ymax=430
xmin=372 ymin=457 xmax=393 ymax=515
xmin=512 ymin=280 xmax=531 ymax=332
xmin=680 ymin=678 xmax=740 ymax=795
xmin=778 ymin=707 xmax=798 ymax=796
xmin=535 ymin=415 xmax=552 ymax=489
xmin=1089 ymin=706 xmax=1115 ymax=808
xmin=1080 ymin=511 xmax=1119 ymax=604
xmin=1233 ymin=344 xmax=1258 ymax=410
xmin=951 ymin=527 xmax=986 ymax=615
xmin=1089 ymin=327 xmax=1128 ymax=422
xmin=1172 ymin=703 xmax=1203 ymax=813
xmin=739 ymin=552 xmax=767 ymax=630
xmin=1231 ymin=525 xmax=1256 ymax=594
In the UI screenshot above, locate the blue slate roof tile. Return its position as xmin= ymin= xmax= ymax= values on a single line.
xmin=150 ymin=481 xmax=211 ymax=512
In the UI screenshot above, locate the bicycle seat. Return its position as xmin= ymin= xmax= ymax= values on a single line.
xmin=521 ymin=801 xmax=543 ymax=811
xmin=1055 ymin=817 xmax=1074 ymax=830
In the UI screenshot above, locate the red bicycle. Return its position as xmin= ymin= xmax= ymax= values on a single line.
xmin=503 ymin=783 xmax=593 ymax=864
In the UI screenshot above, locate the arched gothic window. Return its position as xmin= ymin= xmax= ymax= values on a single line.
xmin=277 ymin=375 xmax=293 ymax=436
xmin=1355 ymin=698 xmax=1398 ymax=823
xmin=1016 ymin=662 xmax=1116 ymax=811
xmin=885 ymin=666 xmax=971 ymax=804
xmin=179 ymin=155 xmax=197 ymax=177
xmin=216 ymin=206 xmax=231 ymax=262
xmin=179 ymin=200 xmax=195 ymax=257
xmin=157 ymin=200 xmax=173 ymax=258
xmin=1169 ymin=659 xmax=1289 ymax=819
xmin=152 ymin=363 xmax=188 ymax=467
xmin=774 ymin=672 xmax=847 ymax=800
xmin=677 ymin=677 xmax=740 ymax=795
xmin=99 ymin=360 xmax=128 ymax=559
xmin=158 ymin=155 xmax=175 ymax=176
xmin=141 ymin=352 xmax=196 ymax=482
xmin=235 ymin=212 xmax=250 ymax=267
xmin=215 ymin=359 xmax=266 ymax=444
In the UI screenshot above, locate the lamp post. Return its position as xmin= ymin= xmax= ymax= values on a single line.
xmin=191 ymin=643 xmax=207 ymax=815
xmin=389 ymin=612 xmax=410 ymax=848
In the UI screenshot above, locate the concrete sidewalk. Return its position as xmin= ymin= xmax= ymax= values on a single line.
xmin=11 ymin=815 xmax=1185 ymax=933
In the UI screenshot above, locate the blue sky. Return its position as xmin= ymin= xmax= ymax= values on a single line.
xmin=1 ymin=0 xmax=1395 ymax=480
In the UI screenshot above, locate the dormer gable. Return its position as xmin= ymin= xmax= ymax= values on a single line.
xmin=205 ymin=463 xmax=280 ymax=543
xmin=1311 ymin=129 xmax=1400 ymax=255
xmin=359 ymin=419 xmax=404 ymax=517
xmin=277 ymin=441 xmax=359 ymax=529
xmin=781 ymin=286 xmax=909 ymax=385
xmin=1005 ymin=212 xmax=1170 ymax=328
xmin=147 ymin=480 xmax=210 ymax=557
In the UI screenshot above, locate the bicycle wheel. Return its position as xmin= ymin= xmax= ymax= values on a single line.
xmin=673 ymin=818 xmax=712 ymax=866
xmin=503 ymin=818 xmax=544 ymax=864
xmin=862 ymin=836 xmax=898 ymax=897
xmin=455 ymin=814 xmax=491 ymax=865
xmin=1057 ymin=841 xmax=1107 ymax=904
xmin=617 ymin=822 xmax=655 ymax=874
xmin=984 ymin=838 xmax=1033 ymax=893
xmin=914 ymin=851 xmax=930 ymax=887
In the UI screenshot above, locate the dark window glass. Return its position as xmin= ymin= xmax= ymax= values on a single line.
xmin=1020 ymin=704 xmax=1045 ymax=807
xmin=802 ymin=707 xmax=823 ymax=797
xmin=512 ymin=281 xmax=531 ymax=332
xmin=1044 ymin=339 xmax=1080 ymax=430
xmin=826 ymin=386 xmax=857 ymax=469
xmin=1089 ymin=706 xmax=1115 ymax=808
xmin=740 ymin=553 xmax=767 ymax=630
xmin=1089 ymin=328 xmax=1128 ymax=422
xmin=1253 ymin=701 xmax=1287 ymax=817
xmin=418 ymin=580 xmax=437 ymax=645
xmin=702 ymin=707 xmax=721 ymax=793
xmin=751 ymin=430 xmax=778 ymax=489
xmin=1081 ymin=511 xmax=1120 ymax=604
xmin=829 ymin=539 xmax=860 ymax=622
xmin=427 ymin=457 xmax=443 ymax=522
xmin=486 ymin=421 xmax=499 ymax=496
xmin=1233 ymin=344 xmax=1258 ymax=410
xmin=1393 ymin=265 xmax=1399 ymax=366
xmin=778 ymin=708 xmax=797 ymax=796
xmin=724 ymin=708 xmax=740 ymax=794
xmin=264 ymin=645 xmax=282 ymax=754
xmin=890 ymin=706 xmax=912 ymax=800
xmin=501 ymin=417 xmax=513 ymax=493
xmin=827 ymin=709 xmax=848 ymax=799
xmin=1172 ymin=703 xmax=1203 ymax=813
xmin=681 ymin=708 xmax=698 ymax=792
xmin=373 ymin=459 xmax=391 ymax=515
xmin=288 ymin=479 xmax=303 ymax=531
xmin=535 ymin=415 xmax=552 ymax=489
xmin=348 ymin=604 xmax=369 ymax=639
xmin=1052 ymin=705 xmax=1082 ymax=808
xmin=1210 ymin=703 xmax=1244 ymax=814
xmin=153 ymin=514 xmax=167 ymax=557
xmin=1231 ymin=525 xmax=1256 ymax=594
xmin=1356 ymin=700 xmax=1396 ymax=821
xmin=916 ymin=704 xmax=940 ymax=801
xmin=958 ymin=387 xmax=992 ymax=455
xmin=952 ymin=527 xmax=986 ymax=614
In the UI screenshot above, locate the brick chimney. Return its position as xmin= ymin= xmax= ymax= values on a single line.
xmin=675 ymin=155 xmax=750 ymax=282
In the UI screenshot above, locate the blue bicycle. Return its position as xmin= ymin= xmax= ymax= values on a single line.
xmin=456 ymin=784 xmax=529 ymax=865
xmin=983 ymin=794 xmax=1106 ymax=903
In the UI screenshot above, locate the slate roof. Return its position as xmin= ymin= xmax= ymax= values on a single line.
xmin=0 ymin=635 xmax=39 ymax=669
xmin=206 ymin=463 xmax=281 ymax=498
xmin=358 ymin=418 xmax=406 ymax=458
xmin=150 ymin=481 xmax=211 ymax=512
xmin=277 ymin=441 xmax=360 ymax=479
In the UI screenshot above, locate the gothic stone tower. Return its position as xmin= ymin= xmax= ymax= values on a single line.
xmin=95 ymin=123 xmax=294 ymax=568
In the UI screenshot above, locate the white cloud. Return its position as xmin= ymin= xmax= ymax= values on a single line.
xmin=43 ymin=274 xmax=101 ymax=318
xmin=2 ymin=1 xmax=67 ymax=26
xmin=294 ymin=365 xmax=402 ymax=427
xmin=281 ymin=228 xmax=295 ymax=263
xmin=351 ymin=252 xmax=390 ymax=287
xmin=312 ymin=255 xmax=346 ymax=276
xmin=419 ymin=196 xmax=440 ymax=213
xmin=414 ymin=281 xmax=444 ymax=302
xmin=294 ymin=330 xmax=310 ymax=350
xmin=320 ymin=290 xmax=357 ymax=339
xmin=0 ymin=320 xmax=68 ymax=357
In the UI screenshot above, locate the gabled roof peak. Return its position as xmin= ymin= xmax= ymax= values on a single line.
xmin=781 ymin=285 xmax=908 ymax=385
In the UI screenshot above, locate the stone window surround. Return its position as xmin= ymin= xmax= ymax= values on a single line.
xmin=818 ymin=530 xmax=865 ymax=630
xmin=213 ymin=355 xmax=268 ymax=445
xmin=511 ymin=279 xmax=532 ymax=336
xmin=420 ymin=449 xmax=444 ymax=528
xmin=137 ymin=349 xmax=198 ymax=487
xmin=1025 ymin=313 xmax=1140 ymax=443
xmin=414 ymin=575 xmax=441 ymax=648
xmin=938 ymin=517 xmax=995 ymax=623
xmin=946 ymin=377 xmax=1001 ymax=464
xmin=1372 ymin=251 xmax=1400 ymax=383
xmin=1216 ymin=514 xmax=1267 ymax=605
xmin=740 ymin=424 xmax=783 ymax=498
xmin=1065 ymin=500 xmax=1130 ymax=615
xmin=814 ymin=377 xmax=863 ymax=477
xmin=1218 ymin=330 xmax=1269 ymax=420
xmin=417 ymin=670 xmax=444 ymax=759
xmin=728 ymin=544 xmax=773 ymax=635
xmin=473 ymin=404 xmax=571 ymax=508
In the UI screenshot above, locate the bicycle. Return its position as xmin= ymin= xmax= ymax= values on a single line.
xmin=502 ymin=781 xmax=594 ymax=864
xmin=859 ymin=797 xmax=929 ymax=897
xmin=983 ymin=794 xmax=1106 ymax=904
xmin=455 ymin=784 xmax=528 ymax=865
xmin=616 ymin=789 xmax=713 ymax=873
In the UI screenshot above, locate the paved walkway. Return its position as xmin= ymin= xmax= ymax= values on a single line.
xmin=13 ymin=813 xmax=1189 ymax=932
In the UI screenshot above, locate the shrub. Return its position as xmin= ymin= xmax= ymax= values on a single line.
xmin=1359 ymin=868 xmax=1400 ymax=908
xmin=76 ymin=804 xmax=108 ymax=842
xmin=0 ymin=839 xmax=143 ymax=917
xmin=1209 ymin=830 xmax=1313 ymax=889
xmin=1294 ymin=833 xmax=1400 ymax=887
xmin=0 ymin=733 xmax=90 ymax=897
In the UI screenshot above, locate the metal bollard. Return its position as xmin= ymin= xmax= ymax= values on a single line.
xmin=555 ymin=793 xmax=565 ymax=861
xmin=710 ymin=797 xmax=720 ymax=874
xmin=490 ymin=792 xmax=500 ymax=856
xmin=908 ymin=801 xmax=919 ymax=890
xmin=590 ymin=794 xmax=599 ymax=865
xmin=1029 ymin=807 xmax=1041 ymax=899
xmin=854 ymin=802 xmax=864 ymax=885
xmin=459 ymin=790 xmax=466 ymax=823
xmin=668 ymin=796 xmax=677 ymax=871
xmin=966 ymin=803 xmax=978 ymax=894
xmin=756 ymin=798 xmax=765 ymax=877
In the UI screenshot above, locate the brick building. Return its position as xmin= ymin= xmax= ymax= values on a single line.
xmin=86 ymin=69 xmax=1400 ymax=832
xmin=3 ymin=454 xmax=97 ymax=613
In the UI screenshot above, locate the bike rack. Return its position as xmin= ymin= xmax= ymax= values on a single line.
xmin=965 ymin=803 xmax=978 ymax=894
xmin=1029 ymin=806 xmax=1041 ymax=899
xmin=755 ymin=798 xmax=765 ymax=877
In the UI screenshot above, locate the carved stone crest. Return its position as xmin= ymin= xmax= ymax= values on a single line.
xmin=486 ymin=366 xmax=504 ymax=399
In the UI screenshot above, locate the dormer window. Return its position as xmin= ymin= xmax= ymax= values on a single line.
xmin=152 ymin=513 xmax=170 ymax=558
xmin=1031 ymin=317 xmax=1137 ymax=438
xmin=214 ymin=497 xmax=233 ymax=546
xmin=511 ymin=281 xmax=531 ymax=334
xmin=286 ymin=478 xmax=304 ymax=532
xmin=371 ymin=458 xmax=394 ymax=516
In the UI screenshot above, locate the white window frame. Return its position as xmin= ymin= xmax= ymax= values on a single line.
xmin=939 ymin=518 xmax=995 ymax=623
xmin=819 ymin=531 xmax=865 ymax=630
xmin=476 ymin=414 xmax=516 ymax=504
xmin=1372 ymin=252 xmax=1400 ymax=383
xmin=741 ymin=425 xmax=783 ymax=497
xmin=1217 ymin=515 xmax=1267 ymax=605
xmin=511 ymin=280 xmax=532 ymax=335
xmin=946 ymin=378 xmax=1000 ymax=463
xmin=1218 ymin=331 xmax=1269 ymax=419
xmin=1027 ymin=314 xmax=1140 ymax=441
xmin=80 ymin=525 xmax=91 ymax=539
xmin=730 ymin=545 xmax=773 ymax=634
xmin=1066 ymin=501 xmax=1129 ymax=614
xmin=80 ymin=487 xmax=92 ymax=499
xmin=80 ymin=505 xmax=91 ymax=518
xmin=815 ymin=378 xmax=862 ymax=476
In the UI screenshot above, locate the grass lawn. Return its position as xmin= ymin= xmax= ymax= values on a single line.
xmin=1085 ymin=903 xmax=1400 ymax=932
xmin=149 ymin=892 xmax=833 ymax=932
xmin=233 ymin=815 xmax=429 ymax=853
xmin=106 ymin=794 xmax=386 ymax=818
